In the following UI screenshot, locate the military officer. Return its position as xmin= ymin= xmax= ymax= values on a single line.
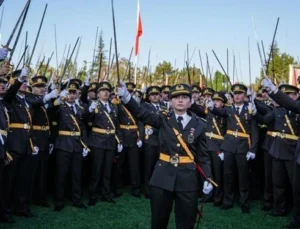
xmin=3 ymin=67 xmax=38 ymax=217
xmin=192 ymin=85 xmax=201 ymax=105
xmin=160 ymin=85 xmax=171 ymax=110
xmin=26 ymin=75 xmax=58 ymax=207
xmin=207 ymin=83 xmax=259 ymax=213
xmin=118 ymin=82 xmax=213 ymax=229
xmin=87 ymin=81 xmax=123 ymax=205
xmin=50 ymin=79 xmax=89 ymax=211
xmin=262 ymin=78 xmax=300 ymax=228
xmin=142 ymin=86 xmax=162 ymax=198
xmin=113 ymin=82 xmax=142 ymax=198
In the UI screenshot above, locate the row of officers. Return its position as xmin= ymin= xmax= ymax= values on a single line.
xmin=0 ymin=53 xmax=299 ymax=228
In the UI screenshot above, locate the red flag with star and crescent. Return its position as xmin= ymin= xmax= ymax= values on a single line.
xmin=134 ymin=0 xmax=143 ymax=56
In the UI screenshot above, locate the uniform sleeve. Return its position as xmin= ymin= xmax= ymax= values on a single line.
xmin=211 ymin=106 xmax=228 ymax=117
xmin=254 ymin=99 xmax=272 ymax=115
xmin=255 ymin=110 xmax=275 ymax=125
xmin=124 ymin=97 xmax=162 ymax=129
xmin=195 ymin=122 xmax=211 ymax=177
xmin=3 ymin=80 xmax=22 ymax=106
xmin=26 ymin=95 xmax=45 ymax=108
xmin=189 ymin=103 xmax=207 ymax=118
xmin=270 ymin=90 xmax=300 ymax=114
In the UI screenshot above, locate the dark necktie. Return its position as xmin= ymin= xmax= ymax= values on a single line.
xmin=156 ymin=105 xmax=159 ymax=111
xmin=177 ymin=116 xmax=183 ymax=131
xmin=71 ymin=105 xmax=76 ymax=115
xmin=236 ymin=106 xmax=240 ymax=115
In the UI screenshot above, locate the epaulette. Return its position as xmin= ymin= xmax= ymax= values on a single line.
xmin=225 ymin=103 xmax=231 ymax=107
xmin=78 ymin=105 xmax=84 ymax=110
xmin=111 ymin=98 xmax=120 ymax=105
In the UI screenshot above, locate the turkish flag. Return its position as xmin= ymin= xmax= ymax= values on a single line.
xmin=134 ymin=0 xmax=143 ymax=56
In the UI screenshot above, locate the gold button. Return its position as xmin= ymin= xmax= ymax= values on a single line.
xmin=282 ymin=130 xmax=285 ymax=133
xmin=284 ymin=124 xmax=287 ymax=126
xmin=177 ymin=144 xmax=180 ymax=147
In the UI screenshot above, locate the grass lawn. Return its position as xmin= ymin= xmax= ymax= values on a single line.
xmin=1 ymin=192 xmax=291 ymax=229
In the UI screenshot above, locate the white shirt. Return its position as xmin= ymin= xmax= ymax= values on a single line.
xmin=17 ymin=94 xmax=29 ymax=108
xmin=234 ymin=104 xmax=244 ymax=114
xmin=175 ymin=112 xmax=191 ymax=129
xmin=65 ymin=102 xmax=77 ymax=114
xmin=100 ymin=100 xmax=111 ymax=113
xmin=151 ymin=103 xmax=160 ymax=110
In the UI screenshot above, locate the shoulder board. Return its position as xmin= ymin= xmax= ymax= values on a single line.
xmin=225 ymin=104 xmax=231 ymax=107
xmin=200 ymin=117 xmax=207 ymax=123
xmin=77 ymin=105 xmax=84 ymax=110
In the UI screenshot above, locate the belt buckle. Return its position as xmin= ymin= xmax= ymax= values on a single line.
xmin=126 ymin=125 xmax=130 ymax=130
xmin=71 ymin=131 xmax=76 ymax=136
xmin=170 ymin=154 xmax=179 ymax=167
xmin=106 ymin=129 xmax=110 ymax=134
xmin=24 ymin=123 xmax=29 ymax=129
xmin=280 ymin=133 xmax=285 ymax=139
xmin=233 ymin=131 xmax=238 ymax=137
xmin=209 ymin=132 xmax=213 ymax=139
xmin=41 ymin=126 xmax=46 ymax=131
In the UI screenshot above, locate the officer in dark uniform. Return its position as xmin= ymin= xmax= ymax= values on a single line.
xmin=160 ymin=85 xmax=171 ymax=110
xmin=113 ymin=82 xmax=142 ymax=198
xmin=254 ymin=90 xmax=275 ymax=211
xmin=50 ymin=79 xmax=89 ymax=211
xmin=190 ymin=91 xmax=227 ymax=206
xmin=117 ymin=81 xmax=213 ymax=229
xmin=255 ymin=84 xmax=300 ymax=217
xmin=142 ymin=86 xmax=162 ymax=198
xmin=3 ymin=67 xmax=39 ymax=217
xmin=87 ymin=81 xmax=122 ymax=205
xmin=0 ymin=75 xmax=14 ymax=223
xmin=202 ymin=87 xmax=215 ymax=101
xmin=26 ymin=75 xmax=58 ymax=207
xmin=208 ymin=83 xmax=259 ymax=213
xmin=261 ymin=78 xmax=300 ymax=228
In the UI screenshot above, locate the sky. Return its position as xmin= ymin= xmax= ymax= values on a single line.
xmin=0 ymin=0 xmax=299 ymax=85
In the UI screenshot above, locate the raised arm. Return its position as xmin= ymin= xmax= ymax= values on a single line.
xmin=270 ymin=90 xmax=300 ymax=114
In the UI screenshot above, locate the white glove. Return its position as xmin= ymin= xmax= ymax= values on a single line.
xmin=145 ymin=128 xmax=153 ymax=136
xmin=0 ymin=131 xmax=4 ymax=145
xmin=206 ymin=99 xmax=214 ymax=110
xmin=18 ymin=66 xmax=30 ymax=82
xmin=0 ymin=47 xmax=8 ymax=60
xmin=117 ymin=81 xmax=129 ymax=98
xmin=84 ymin=77 xmax=90 ymax=86
xmin=89 ymin=101 xmax=98 ymax=113
xmin=117 ymin=144 xmax=123 ymax=153
xmin=82 ymin=148 xmax=89 ymax=157
xmin=137 ymin=139 xmax=143 ymax=148
xmin=49 ymin=144 xmax=54 ymax=155
xmin=44 ymin=89 xmax=58 ymax=102
xmin=141 ymin=86 xmax=147 ymax=94
xmin=218 ymin=152 xmax=224 ymax=161
xmin=32 ymin=146 xmax=39 ymax=155
xmin=202 ymin=181 xmax=213 ymax=194
xmin=246 ymin=152 xmax=256 ymax=161
xmin=261 ymin=78 xmax=277 ymax=94
xmin=60 ymin=90 xmax=68 ymax=98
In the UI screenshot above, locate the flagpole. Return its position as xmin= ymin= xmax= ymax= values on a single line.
xmin=134 ymin=54 xmax=138 ymax=84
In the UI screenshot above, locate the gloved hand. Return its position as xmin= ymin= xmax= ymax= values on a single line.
xmin=141 ymin=86 xmax=147 ymax=94
xmin=49 ymin=144 xmax=54 ymax=155
xmin=246 ymin=152 xmax=256 ymax=161
xmin=60 ymin=90 xmax=68 ymax=98
xmin=0 ymin=131 xmax=4 ymax=145
xmin=117 ymin=81 xmax=129 ymax=98
xmin=18 ymin=66 xmax=30 ymax=82
xmin=261 ymin=78 xmax=277 ymax=94
xmin=117 ymin=144 xmax=123 ymax=153
xmin=84 ymin=77 xmax=90 ymax=86
xmin=44 ymin=89 xmax=58 ymax=103
xmin=89 ymin=101 xmax=98 ymax=113
xmin=145 ymin=128 xmax=153 ymax=136
xmin=50 ymin=83 xmax=57 ymax=90
xmin=82 ymin=148 xmax=89 ymax=157
xmin=218 ymin=152 xmax=224 ymax=161
xmin=0 ymin=47 xmax=8 ymax=60
xmin=32 ymin=146 xmax=39 ymax=155
xmin=202 ymin=181 xmax=213 ymax=194
xmin=137 ymin=139 xmax=143 ymax=148
xmin=206 ymin=99 xmax=214 ymax=110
